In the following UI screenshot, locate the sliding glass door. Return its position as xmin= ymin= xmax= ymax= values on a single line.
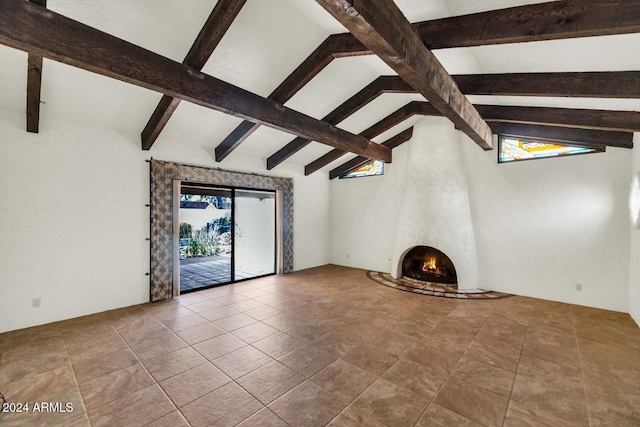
xmin=178 ymin=184 xmax=276 ymax=293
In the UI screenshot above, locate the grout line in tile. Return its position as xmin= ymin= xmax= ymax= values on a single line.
xmin=572 ymin=305 xmax=594 ymax=427
xmin=108 ymin=321 xmax=183 ymax=426
xmin=410 ymin=305 xmax=494 ymax=427
xmin=60 ymin=324 xmax=94 ymax=427
xmin=502 ymin=317 xmax=529 ymax=427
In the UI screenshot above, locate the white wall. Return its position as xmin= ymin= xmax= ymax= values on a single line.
xmin=0 ymin=110 xmax=330 ymax=333
xmin=0 ymin=110 xmax=148 ymax=333
xmin=329 ymin=135 xmax=410 ymax=272
xmin=461 ymin=134 xmax=631 ymax=312
xmin=629 ymin=133 xmax=640 ymax=325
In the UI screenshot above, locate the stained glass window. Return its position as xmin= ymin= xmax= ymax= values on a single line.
xmin=342 ymin=160 xmax=384 ymax=179
xmin=498 ymin=136 xmax=602 ymax=163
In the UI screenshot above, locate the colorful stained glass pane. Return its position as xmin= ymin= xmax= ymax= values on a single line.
xmin=499 ymin=137 xmax=599 ymax=163
xmin=343 ymin=160 xmax=384 ymax=178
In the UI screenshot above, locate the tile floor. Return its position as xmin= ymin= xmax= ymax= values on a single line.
xmin=1 ymin=265 xmax=639 ymax=426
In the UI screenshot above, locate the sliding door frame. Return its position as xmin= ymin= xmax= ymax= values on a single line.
xmin=150 ymin=160 xmax=293 ymax=302
xmin=174 ymin=182 xmax=279 ymax=295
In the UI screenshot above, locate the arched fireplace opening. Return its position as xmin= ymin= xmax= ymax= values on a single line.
xmin=401 ymin=246 xmax=457 ymax=288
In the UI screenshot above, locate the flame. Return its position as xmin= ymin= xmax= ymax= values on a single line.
xmin=422 ymin=257 xmax=437 ymax=271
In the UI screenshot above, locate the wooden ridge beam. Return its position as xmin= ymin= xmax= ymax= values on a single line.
xmin=141 ymin=0 xmax=247 ymax=150
xmin=266 ymin=75 xmax=414 ymax=170
xmin=215 ymin=0 xmax=640 ymax=161
xmin=26 ymin=0 xmax=46 ymax=133
xmin=476 ymin=105 xmax=640 ymax=132
xmin=0 ymin=0 xmax=391 ymax=162
xmin=490 ymin=122 xmax=633 ymax=148
xmin=329 ymin=127 xmax=414 ymax=180
xmin=316 ymin=0 xmax=493 ymax=150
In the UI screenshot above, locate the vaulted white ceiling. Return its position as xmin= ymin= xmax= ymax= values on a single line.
xmin=1 ymin=0 xmax=638 ymax=172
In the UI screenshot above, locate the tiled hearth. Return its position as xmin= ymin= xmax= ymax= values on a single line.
xmin=367 ymin=271 xmax=510 ymax=300
xmin=1 ymin=265 xmax=639 ymax=426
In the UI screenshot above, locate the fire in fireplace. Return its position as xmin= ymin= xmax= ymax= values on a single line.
xmin=401 ymin=246 xmax=457 ymax=287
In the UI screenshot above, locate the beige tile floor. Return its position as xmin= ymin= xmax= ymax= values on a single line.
xmin=1 ymin=265 xmax=639 ymax=426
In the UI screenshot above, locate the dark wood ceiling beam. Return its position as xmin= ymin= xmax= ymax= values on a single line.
xmin=141 ymin=0 xmax=247 ymax=150
xmin=306 ymin=99 xmax=637 ymax=175
xmin=216 ymin=0 xmax=640 ymax=161
xmin=456 ymin=71 xmax=640 ymax=98
xmin=25 ymin=0 xmax=46 ymax=133
xmin=476 ymin=105 xmax=640 ymax=132
xmin=490 ymin=122 xmax=633 ymax=148
xmin=215 ymin=32 xmax=371 ymax=161
xmin=214 ymin=121 xmax=261 ymax=161
xmin=330 ymin=127 xmax=414 ymax=179
xmin=362 ymin=102 xmax=640 ymax=133
xmin=269 ymin=35 xmax=349 ymax=102
xmin=309 ymin=103 xmax=439 ymax=176
xmin=316 ymin=0 xmax=493 ymax=150
xmin=215 ymin=34 xmax=344 ymax=161
xmin=0 ymin=0 xmax=391 ymax=162
xmin=266 ymin=76 xmax=383 ymax=169
xmin=323 ymin=75 xmax=414 ymax=123
xmin=266 ymin=75 xmax=415 ymax=170
xmin=26 ymin=50 xmax=43 ymax=133
xmin=290 ymin=72 xmax=640 ymax=100
xmin=305 ymin=146 xmax=361 ymax=177
xmin=318 ymin=72 xmax=640 ymax=99
xmin=324 ymin=1 xmax=640 ymax=53
xmin=261 ymin=70 xmax=640 ymax=166
xmin=361 ymin=102 xmax=433 ymax=139
xmin=305 ymin=101 xmax=427 ymax=176
xmin=414 ymin=0 xmax=640 ymax=49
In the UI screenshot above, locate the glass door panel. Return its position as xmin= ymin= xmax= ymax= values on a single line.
xmin=179 ymin=185 xmax=232 ymax=292
xmin=234 ymin=190 xmax=276 ymax=280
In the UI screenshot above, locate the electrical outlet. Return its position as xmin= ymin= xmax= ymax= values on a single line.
xmin=346 ymin=254 xmax=350 ymax=259
xmin=575 ymin=283 xmax=582 ymax=291
xmin=32 ymin=298 xmax=41 ymax=308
